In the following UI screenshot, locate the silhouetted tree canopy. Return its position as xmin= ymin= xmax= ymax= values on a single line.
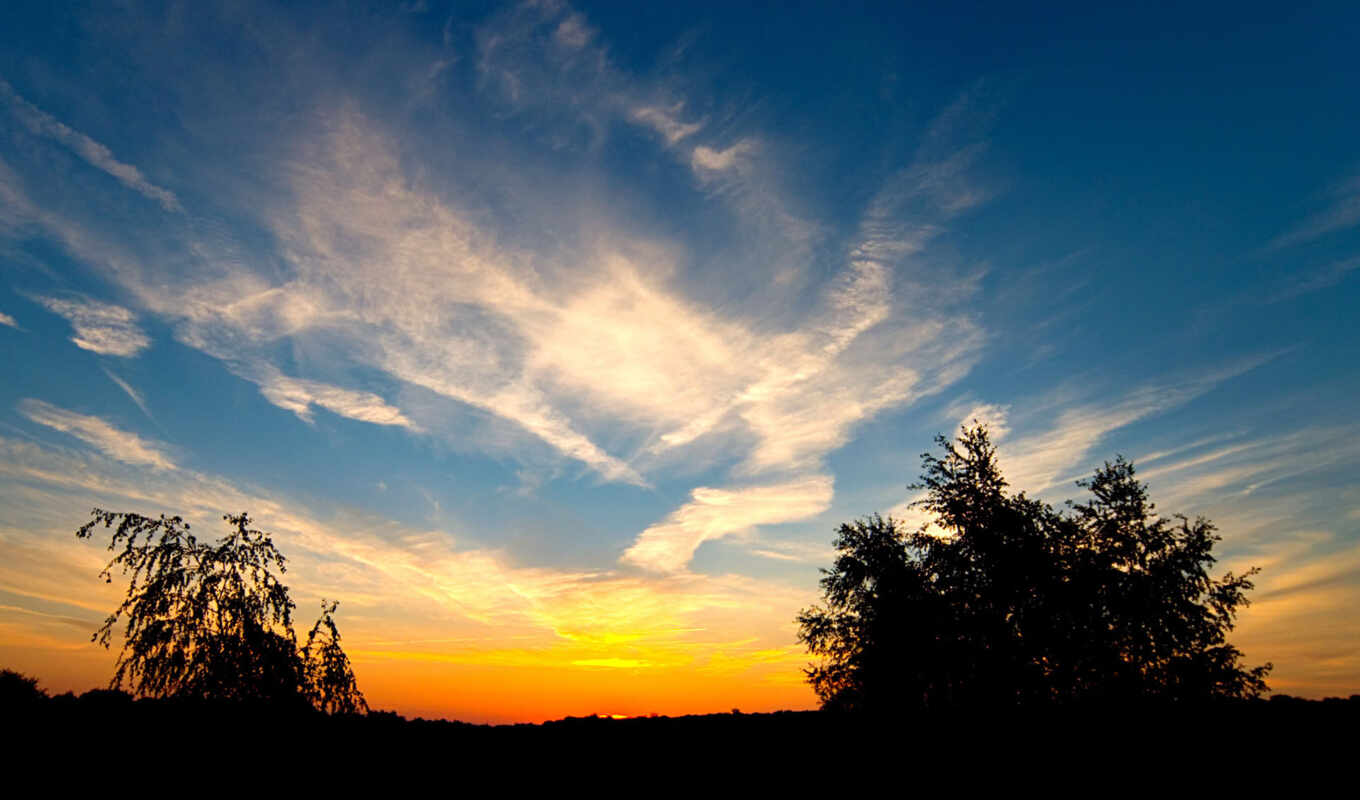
xmin=0 ymin=668 xmax=47 ymax=707
xmin=76 ymin=509 xmax=367 ymax=714
xmin=797 ymin=425 xmax=1271 ymax=711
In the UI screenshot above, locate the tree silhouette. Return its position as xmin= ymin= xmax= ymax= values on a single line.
xmin=76 ymin=509 xmax=367 ymax=713
xmin=302 ymin=600 xmax=368 ymax=715
xmin=0 ymin=668 xmax=48 ymax=707
xmin=797 ymin=425 xmax=1270 ymax=711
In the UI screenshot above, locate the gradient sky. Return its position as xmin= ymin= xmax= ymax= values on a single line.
xmin=1 ymin=1 xmax=1357 ymax=722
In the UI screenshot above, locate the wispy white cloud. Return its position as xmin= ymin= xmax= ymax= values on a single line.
xmin=903 ymin=83 xmax=998 ymax=216
xmin=18 ymin=399 xmax=174 ymax=470
xmin=552 ymin=13 xmax=594 ymax=50
xmin=742 ymin=535 xmax=835 ymax=565
xmin=1 ymin=79 xmax=990 ymax=587
xmin=1270 ymin=256 xmax=1360 ymax=301
xmin=641 ymin=104 xmax=993 ymax=475
xmin=1269 ymin=173 xmax=1360 ymax=250
xmin=622 ymin=474 xmax=834 ymax=573
xmin=472 ymin=0 xmax=821 ymax=290
xmin=950 ymin=401 xmax=1011 ymax=440
xmin=630 ymin=104 xmax=703 ymax=145
xmin=149 ymin=106 xmax=973 ymax=488
xmin=2 ymin=4 xmax=992 ymax=568
xmin=1132 ymin=425 xmax=1360 ymax=510
xmin=100 ymin=366 xmax=154 ymax=422
xmin=0 ymin=311 xmax=19 ymax=329
xmin=879 ymin=357 xmax=1274 ymax=521
xmin=0 ymin=79 xmax=182 ymax=213
xmin=990 ymin=359 xmax=1272 ymax=494
xmin=252 ymin=366 xmax=418 ymax=430
xmin=32 ymin=295 xmax=150 ymax=357
xmin=691 ymin=140 xmax=757 ymax=174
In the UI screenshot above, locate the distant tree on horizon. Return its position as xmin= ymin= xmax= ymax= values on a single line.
xmin=797 ymin=425 xmax=1271 ymax=710
xmin=76 ymin=509 xmax=368 ymax=714
xmin=0 ymin=668 xmax=48 ymax=707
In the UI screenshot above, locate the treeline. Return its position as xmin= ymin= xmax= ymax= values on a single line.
xmin=5 ymin=669 xmax=1358 ymax=773
xmin=6 ymin=669 xmax=1358 ymax=732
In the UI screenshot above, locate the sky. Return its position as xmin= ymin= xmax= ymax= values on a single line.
xmin=0 ymin=0 xmax=1357 ymax=722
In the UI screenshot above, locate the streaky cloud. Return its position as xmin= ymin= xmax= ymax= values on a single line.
xmin=0 ymin=79 xmax=183 ymax=213
xmin=251 ymin=365 xmax=419 ymax=431
xmin=100 ymin=365 xmax=155 ymax=423
xmin=0 ymin=4 xmax=994 ymax=504
xmin=1133 ymin=425 xmax=1360 ymax=509
xmin=1270 ymin=256 xmax=1360 ymax=301
xmin=691 ymin=140 xmax=757 ymax=174
xmin=978 ymin=356 xmax=1278 ymax=496
xmin=622 ymin=475 xmax=834 ymax=573
xmin=949 ymin=401 xmax=1012 ymax=441
xmin=32 ymin=295 xmax=151 ymax=357
xmin=18 ymin=398 xmax=174 ymax=470
xmin=1268 ymin=173 xmax=1360 ymax=250
xmin=630 ymin=104 xmax=703 ymax=145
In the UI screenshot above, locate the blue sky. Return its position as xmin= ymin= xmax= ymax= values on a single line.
xmin=1 ymin=0 xmax=1357 ymax=718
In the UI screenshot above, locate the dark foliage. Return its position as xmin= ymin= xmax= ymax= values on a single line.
xmin=6 ymin=676 xmax=1356 ymax=769
xmin=0 ymin=668 xmax=47 ymax=707
xmin=798 ymin=425 xmax=1271 ymax=711
xmin=302 ymin=600 xmax=368 ymax=715
xmin=76 ymin=508 xmax=367 ymax=713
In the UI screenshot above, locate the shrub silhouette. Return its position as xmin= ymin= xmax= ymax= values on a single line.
xmin=0 ymin=668 xmax=48 ymax=707
xmin=76 ymin=508 xmax=367 ymax=713
xmin=797 ymin=424 xmax=1271 ymax=710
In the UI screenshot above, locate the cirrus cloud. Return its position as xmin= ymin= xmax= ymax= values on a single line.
xmin=33 ymin=295 xmax=151 ymax=357
xmin=18 ymin=398 xmax=174 ymax=470
xmin=622 ymin=475 xmax=835 ymax=573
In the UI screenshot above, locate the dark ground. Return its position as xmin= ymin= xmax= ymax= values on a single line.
xmin=7 ymin=683 xmax=1356 ymax=765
